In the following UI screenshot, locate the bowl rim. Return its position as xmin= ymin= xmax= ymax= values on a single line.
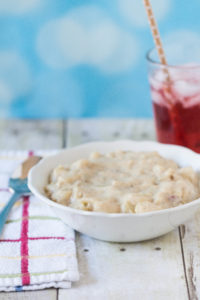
xmin=28 ymin=140 xmax=200 ymax=218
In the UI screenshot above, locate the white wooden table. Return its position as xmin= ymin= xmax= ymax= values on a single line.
xmin=0 ymin=119 xmax=199 ymax=300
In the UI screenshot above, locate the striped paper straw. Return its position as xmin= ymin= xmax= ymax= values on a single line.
xmin=143 ymin=0 xmax=170 ymax=82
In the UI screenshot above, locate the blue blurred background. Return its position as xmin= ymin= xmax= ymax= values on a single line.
xmin=0 ymin=0 xmax=199 ymax=118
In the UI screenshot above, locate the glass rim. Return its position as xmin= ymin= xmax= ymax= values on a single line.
xmin=146 ymin=47 xmax=200 ymax=70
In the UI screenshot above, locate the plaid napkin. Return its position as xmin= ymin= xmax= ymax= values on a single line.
xmin=0 ymin=151 xmax=79 ymax=291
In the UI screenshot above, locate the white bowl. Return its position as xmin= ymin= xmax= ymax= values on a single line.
xmin=28 ymin=140 xmax=200 ymax=242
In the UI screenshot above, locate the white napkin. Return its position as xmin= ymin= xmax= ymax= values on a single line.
xmin=0 ymin=151 xmax=79 ymax=291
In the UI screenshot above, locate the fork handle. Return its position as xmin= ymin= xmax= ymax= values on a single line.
xmin=0 ymin=192 xmax=23 ymax=236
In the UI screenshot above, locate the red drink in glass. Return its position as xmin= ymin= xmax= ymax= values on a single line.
xmin=147 ymin=49 xmax=200 ymax=153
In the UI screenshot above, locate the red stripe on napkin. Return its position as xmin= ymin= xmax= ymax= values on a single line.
xmin=20 ymin=196 xmax=30 ymax=285
xmin=20 ymin=150 xmax=33 ymax=286
xmin=28 ymin=151 xmax=34 ymax=157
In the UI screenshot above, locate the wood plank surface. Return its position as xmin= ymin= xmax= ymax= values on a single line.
xmin=1 ymin=119 xmax=199 ymax=300
xmin=58 ymin=119 xmax=188 ymax=300
xmin=0 ymin=120 xmax=63 ymax=300
xmin=180 ymin=213 xmax=200 ymax=300
xmin=0 ymin=289 xmax=57 ymax=300
xmin=67 ymin=119 xmax=156 ymax=145
xmin=0 ymin=120 xmax=63 ymax=150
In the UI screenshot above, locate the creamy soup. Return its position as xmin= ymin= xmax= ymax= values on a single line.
xmin=45 ymin=151 xmax=200 ymax=213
